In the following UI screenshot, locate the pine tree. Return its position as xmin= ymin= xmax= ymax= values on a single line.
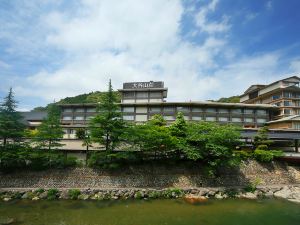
xmin=35 ymin=104 xmax=64 ymax=150
xmin=89 ymin=80 xmax=125 ymax=151
xmin=0 ymin=88 xmax=24 ymax=148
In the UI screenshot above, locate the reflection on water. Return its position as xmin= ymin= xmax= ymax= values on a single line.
xmin=0 ymin=198 xmax=300 ymax=225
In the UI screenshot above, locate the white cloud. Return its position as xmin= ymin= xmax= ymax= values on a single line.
xmin=195 ymin=0 xmax=230 ymax=34
xmin=290 ymin=59 xmax=300 ymax=72
xmin=266 ymin=1 xmax=273 ymax=11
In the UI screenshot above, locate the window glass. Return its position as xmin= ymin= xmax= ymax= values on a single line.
xmin=231 ymin=109 xmax=242 ymax=114
xmin=177 ymin=106 xmax=190 ymax=112
xmin=192 ymin=107 xmax=203 ymax=112
xmin=232 ymin=117 xmax=242 ymax=122
xmin=86 ymin=108 xmax=96 ymax=112
xmin=123 ymin=92 xmax=135 ymax=98
xmin=272 ymin=95 xmax=280 ymax=100
xmin=192 ymin=116 xmax=202 ymax=121
xmin=163 ymin=116 xmax=175 ymax=121
xmin=75 ymin=108 xmax=84 ymax=112
xmin=123 ymin=115 xmax=134 ymax=121
xmin=257 ymin=109 xmax=267 ymax=115
xmin=183 ymin=116 xmax=190 ymax=120
xmin=149 ymin=107 xmax=161 ymax=112
xmin=136 ymin=92 xmax=148 ymax=98
xmin=218 ymin=117 xmax=228 ymax=122
xmin=284 ymin=109 xmax=291 ymax=115
xmin=244 ymin=118 xmax=254 ymax=122
xmin=244 ymin=109 xmax=253 ymax=114
xmin=74 ymin=116 xmax=84 ymax=120
xmin=257 ymin=118 xmax=267 ymax=123
xmin=63 ymin=108 xmax=72 ymax=113
xmin=123 ymin=107 xmax=135 ymax=112
xmin=284 ymin=101 xmax=292 ymax=106
xmin=164 ymin=107 xmax=174 ymax=112
xmin=149 ymin=92 xmax=161 ymax=98
xmin=206 ymin=108 xmax=216 ymax=113
xmin=206 ymin=116 xmax=216 ymax=121
xmin=218 ymin=108 xmax=229 ymax=113
xmin=62 ymin=116 xmax=72 ymax=120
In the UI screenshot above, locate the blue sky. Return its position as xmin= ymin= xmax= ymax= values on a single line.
xmin=0 ymin=0 xmax=300 ymax=110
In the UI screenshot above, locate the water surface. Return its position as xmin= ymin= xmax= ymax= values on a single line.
xmin=0 ymin=198 xmax=299 ymax=225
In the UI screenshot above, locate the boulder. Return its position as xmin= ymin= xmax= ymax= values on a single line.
xmin=241 ymin=192 xmax=257 ymax=200
xmin=3 ymin=198 xmax=11 ymax=202
xmin=184 ymin=194 xmax=208 ymax=204
xmin=32 ymin=197 xmax=39 ymax=201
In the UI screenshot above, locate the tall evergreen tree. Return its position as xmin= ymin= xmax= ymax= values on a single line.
xmin=89 ymin=80 xmax=125 ymax=151
xmin=0 ymin=88 xmax=24 ymax=148
xmin=35 ymin=104 xmax=64 ymax=150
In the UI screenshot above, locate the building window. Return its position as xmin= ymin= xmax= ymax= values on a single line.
xmin=164 ymin=107 xmax=174 ymax=112
xmin=86 ymin=116 xmax=94 ymax=120
xmin=86 ymin=108 xmax=96 ymax=112
xmin=284 ymin=109 xmax=292 ymax=115
xmin=218 ymin=109 xmax=229 ymax=113
xmin=218 ymin=117 xmax=228 ymax=122
xmin=123 ymin=107 xmax=135 ymax=112
xmin=184 ymin=116 xmax=190 ymax=121
xmin=74 ymin=116 xmax=84 ymax=120
xmin=192 ymin=107 xmax=203 ymax=112
xmin=272 ymin=95 xmax=280 ymax=100
xmin=62 ymin=116 xmax=72 ymax=120
xmin=206 ymin=116 xmax=216 ymax=121
xmin=274 ymin=102 xmax=281 ymax=106
xmin=283 ymin=92 xmax=293 ymax=98
xmin=284 ymin=101 xmax=292 ymax=106
xmin=257 ymin=118 xmax=267 ymax=123
xmin=244 ymin=118 xmax=254 ymax=123
xmin=123 ymin=92 xmax=135 ymax=98
xmin=177 ymin=106 xmax=190 ymax=112
xmin=192 ymin=116 xmax=202 ymax=121
xmin=136 ymin=92 xmax=148 ymax=98
xmin=206 ymin=108 xmax=216 ymax=113
xmin=69 ymin=129 xmax=75 ymax=134
xmin=149 ymin=92 xmax=161 ymax=98
xmin=136 ymin=115 xmax=148 ymax=121
xmin=163 ymin=116 xmax=175 ymax=121
xmin=232 ymin=117 xmax=242 ymax=122
xmin=244 ymin=109 xmax=254 ymax=114
xmin=149 ymin=107 xmax=161 ymax=113
xmin=123 ymin=115 xmax=134 ymax=121
xmin=75 ymin=108 xmax=84 ymax=112
xmin=63 ymin=108 xmax=73 ymax=113
xmin=231 ymin=109 xmax=242 ymax=114
xmin=257 ymin=110 xmax=267 ymax=115
xmin=293 ymin=122 xmax=300 ymax=130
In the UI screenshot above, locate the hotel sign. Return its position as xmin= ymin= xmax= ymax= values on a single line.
xmin=123 ymin=81 xmax=164 ymax=89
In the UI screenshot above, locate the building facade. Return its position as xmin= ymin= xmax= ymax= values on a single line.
xmin=240 ymin=76 xmax=300 ymax=129
xmin=59 ymin=81 xmax=277 ymax=138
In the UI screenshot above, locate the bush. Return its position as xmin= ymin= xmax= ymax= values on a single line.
xmin=254 ymin=150 xmax=273 ymax=162
xmin=234 ymin=150 xmax=252 ymax=160
xmin=256 ymin=145 xmax=268 ymax=150
xmin=35 ymin=188 xmax=45 ymax=194
xmin=47 ymin=189 xmax=59 ymax=200
xmin=68 ymin=189 xmax=81 ymax=200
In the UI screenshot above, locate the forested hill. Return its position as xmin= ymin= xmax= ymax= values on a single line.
xmin=213 ymin=95 xmax=240 ymax=103
xmin=31 ymin=91 xmax=121 ymax=112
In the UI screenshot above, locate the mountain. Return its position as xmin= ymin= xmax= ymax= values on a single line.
xmin=213 ymin=95 xmax=240 ymax=103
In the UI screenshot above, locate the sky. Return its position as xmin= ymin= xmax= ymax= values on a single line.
xmin=0 ymin=0 xmax=300 ymax=111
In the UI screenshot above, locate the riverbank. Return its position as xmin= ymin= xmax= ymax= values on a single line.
xmin=1 ymin=185 xmax=300 ymax=204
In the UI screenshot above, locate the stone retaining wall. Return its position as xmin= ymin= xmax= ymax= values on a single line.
xmin=1 ymin=160 xmax=299 ymax=189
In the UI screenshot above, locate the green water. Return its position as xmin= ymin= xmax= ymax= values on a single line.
xmin=0 ymin=199 xmax=300 ymax=225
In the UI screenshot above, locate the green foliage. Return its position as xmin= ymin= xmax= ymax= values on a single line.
xmin=34 ymin=104 xmax=64 ymax=150
xmin=254 ymin=126 xmax=273 ymax=148
xmin=68 ymin=189 xmax=81 ymax=200
xmin=89 ymin=80 xmax=125 ymax=151
xmin=47 ymin=189 xmax=59 ymax=200
xmin=256 ymin=144 xmax=268 ymax=150
xmin=162 ymin=188 xmax=184 ymax=198
xmin=182 ymin=122 xmax=241 ymax=174
xmin=169 ymin=113 xmax=187 ymax=138
xmin=0 ymin=88 xmax=25 ymax=148
xmin=35 ymin=188 xmax=45 ymax=194
xmin=244 ymin=178 xmax=262 ymax=193
xmin=254 ymin=150 xmax=274 ymax=162
xmin=214 ymin=96 xmax=240 ymax=103
xmin=234 ymin=150 xmax=252 ymax=160
xmin=148 ymin=114 xmax=167 ymax=127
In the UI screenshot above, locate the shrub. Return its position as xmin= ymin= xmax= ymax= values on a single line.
xmin=254 ymin=150 xmax=273 ymax=162
xmin=244 ymin=178 xmax=262 ymax=193
xmin=234 ymin=150 xmax=252 ymax=160
xmin=47 ymin=189 xmax=59 ymax=200
xmin=68 ymin=189 xmax=81 ymax=200
xmin=35 ymin=188 xmax=45 ymax=194
xmin=256 ymin=145 xmax=268 ymax=150
xmin=148 ymin=191 xmax=162 ymax=199
xmin=162 ymin=188 xmax=183 ymax=198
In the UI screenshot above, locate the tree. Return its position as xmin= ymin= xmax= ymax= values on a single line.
xmin=0 ymin=88 xmax=24 ymax=148
xmin=76 ymin=128 xmax=92 ymax=151
xmin=253 ymin=126 xmax=273 ymax=149
xmin=35 ymin=104 xmax=64 ymax=150
xmin=169 ymin=112 xmax=187 ymax=138
xmin=89 ymin=80 xmax=125 ymax=151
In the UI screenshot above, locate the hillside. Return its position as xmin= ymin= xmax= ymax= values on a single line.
xmin=31 ymin=91 xmax=121 ymax=112
xmin=214 ymin=95 xmax=240 ymax=103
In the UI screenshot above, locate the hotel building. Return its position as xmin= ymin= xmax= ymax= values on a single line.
xmin=59 ymin=81 xmax=276 ymax=138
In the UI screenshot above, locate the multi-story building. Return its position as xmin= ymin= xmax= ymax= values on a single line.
xmin=240 ymin=76 xmax=300 ymax=129
xmin=59 ymin=81 xmax=277 ymax=138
